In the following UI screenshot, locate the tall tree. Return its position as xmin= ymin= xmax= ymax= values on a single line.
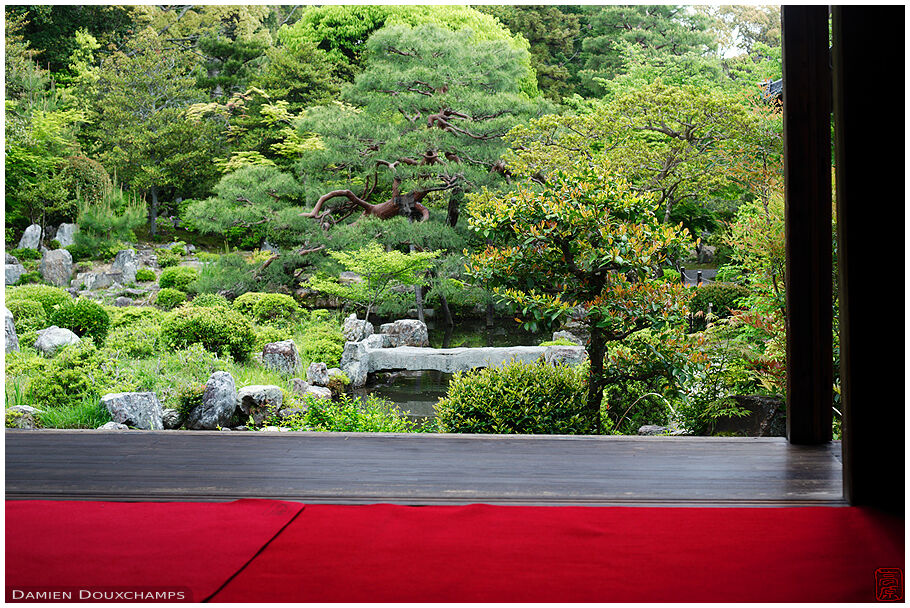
xmin=78 ymin=27 xmax=223 ymax=235
xmin=295 ymin=23 xmax=551 ymax=229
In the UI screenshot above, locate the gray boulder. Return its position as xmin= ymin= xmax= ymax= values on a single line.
xmin=97 ymin=422 xmax=130 ymax=431
xmin=552 ymin=330 xmax=583 ymax=345
xmin=111 ymin=249 xmax=139 ymax=284
xmin=17 ymin=224 xmax=42 ymax=250
xmin=364 ymin=333 xmax=391 ymax=349
xmin=113 ymin=296 xmax=134 ymax=307
xmin=379 ymin=319 xmax=429 ymax=347
xmin=186 ymin=371 xmax=238 ymax=430
xmin=261 ymin=340 xmax=301 ymax=375
xmin=72 ymin=271 xmax=114 ymax=291
xmin=55 ymin=223 xmax=78 ymax=247
xmin=306 ymin=362 xmax=329 ymax=387
xmin=6 ymin=308 xmax=19 ymax=353
xmin=162 ymin=408 xmax=185 ymax=430
xmin=6 ymin=405 xmax=43 ymax=429
xmin=101 ymin=392 xmax=164 ymax=430
xmin=343 ymin=313 xmax=374 ymax=342
xmin=33 ymin=326 xmax=81 ymax=356
xmin=237 ymin=385 xmax=284 ymax=426
xmin=340 ymin=340 xmax=370 ymax=388
xmin=303 ymin=385 xmax=332 ymax=401
xmin=39 ymin=249 xmax=73 ymax=287
xmin=6 ymin=263 xmax=26 ymax=286
xmin=544 ymin=345 xmax=589 ymax=367
xmin=6 ymin=253 xmax=19 ymax=264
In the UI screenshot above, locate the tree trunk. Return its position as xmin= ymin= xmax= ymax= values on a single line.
xmin=585 ymin=324 xmax=608 ymax=435
xmin=446 ymin=187 xmax=463 ymax=228
xmin=149 ymin=185 xmax=159 ymax=237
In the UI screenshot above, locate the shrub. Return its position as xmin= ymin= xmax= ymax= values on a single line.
xmin=176 ymin=383 xmax=206 ymax=419
xmin=689 ymin=282 xmax=751 ymax=322
xmin=109 ymin=306 xmax=165 ymax=329
xmin=435 ymin=359 xmax=591 ymax=434
xmin=135 ymin=267 xmax=156 ymax=282
xmin=6 ymin=284 xmax=71 ymax=316
xmin=158 ymin=266 xmax=198 ymax=291
xmin=189 ymin=293 xmax=231 ymax=309
xmin=14 ymin=271 xmax=43 ymax=285
xmin=161 ymin=305 xmax=256 ymax=361
xmin=30 ymin=342 xmax=104 ymax=409
xmin=155 ymin=288 xmax=187 ymax=310
xmin=280 ymin=393 xmax=417 ymax=433
xmin=156 ymin=248 xmax=182 ymax=268
xmin=7 ymin=300 xmax=48 ymax=333
xmin=251 ymin=293 xmax=299 ymax=323
xmin=49 ymin=297 xmax=111 ymax=343
xmin=8 ymin=247 xmax=42 ymax=260
xmin=232 ymin=291 xmax=267 ymax=315
xmin=254 ymin=326 xmax=292 ymax=352
xmin=105 ymin=323 xmax=162 ymax=358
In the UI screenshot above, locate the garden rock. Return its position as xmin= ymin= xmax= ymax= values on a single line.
xmin=338 ymin=271 xmax=363 ymax=285
xmin=340 ymin=340 xmax=369 ymax=387
xmin=379 ymin=319 xmax=429 ymax=347
xmin=278 ymin=406 xmax=308 ymax=420
xmin=6 ymin=253 xmax=19 ymax=264
xmin=101 ymin=392 xmax=164 ymax=430
xmin=162 ymin=408 xmax=184 ymax=430
xmin=111 ymin=249 xmax=139 ymax=285
xmin=6 ymin=405 xmax=42 ymax=429
xmin=6 ymin=308 xmax=19 ymax=353
xmin=33 ymin=326 xmax=81 ymax=356
xmin=237 ymin=385 xmax=284 ymax=426
xmin=39 ymin=249 xmax=73 ymax=287
xmin=97 ymin=422 xmax=129 ymax=431
xmin=544 ymin=345 xmax=588 ymax=367
xmin=304 ymin=385 xmax=332 ymax=401
xmin=55 ymin=223 xmax=78 ymax=247
xmin=343 ymin=313 xmax=374 ymax=342
xmin=72 ymin=271 xmax=115 ymax=291
xmin=364 ymin=333 xmax=391 ymax=349
xmin=6 ymin=262 xmax=26 ymax=285
xmin=17 ymin=224 xmax=42 ymax=250
xmin=262 ymin=340 xmax=301 ymax=375
xmin=552 ymin=330 xmax=583 ymax=345
xmin=711 ymin=395 xmax=786 ymax=437
xmin=113 ymin=296 xmax=134 ymax=307
xmin=306 ymin=362 xmax=329 ymax=386
xmin=186 ymin=371 xmax=238 ymax=430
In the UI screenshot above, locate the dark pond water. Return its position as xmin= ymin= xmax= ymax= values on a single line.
xmin=354 ymin=316 xmax=551 ymax=422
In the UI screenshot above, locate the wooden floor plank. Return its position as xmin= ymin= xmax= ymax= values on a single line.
xmin=5 ymin=431 xmax=844 ymax=506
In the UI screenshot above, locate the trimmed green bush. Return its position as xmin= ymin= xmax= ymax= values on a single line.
xmin=155 ymin=288 xmax=187 ymax=310
xmin=6 ymin=284 xmax=71 ymax=316
xmin=7 ymin=299 xmax=47 ymax=333
xmin=688 ymin=282 xmax=751 ymax=329
xmin=158 ymin=266 xmax=198 ymax=291
xmin=189 ymin=293 xmax=231 ymax=309
xmin=254 ymin=326 xmax=292 ymax=352
xmin=49 ymin=297 xmax=111 ymax=344
xmin=232 ymin=291 xmax=267 ymax=316
xmin=8 ymin=247 xmax=42 ymax=260
xmin=135 ymin=267 xmax=156 ymax=282
xmin=14 ymin=271 xmax=43 ymax=285
xmin=161 ymin=305 xmax=256 ymax=361
xmin=281 ymin=393 xmax=417 ymax=433
xmin=105 ymin=323 xmax=162 ymax=358
xmin=251 ymin=293 xmax=298 ymax=323
xmin=156 ymin=248 xmax=182 ymax=268
xmin=435 ymin=359 xmax=591 ymax=434
xmin=109 ymin=306 xmax=165 ymax=329
xmin=30 ymin=342 xmax=104 ymax=409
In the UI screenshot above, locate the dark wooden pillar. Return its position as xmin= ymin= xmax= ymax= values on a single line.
xmin=781 ymin=6 xmax=833 ymax=444
xmin=832 ymin=6 xmax=905 ymax=513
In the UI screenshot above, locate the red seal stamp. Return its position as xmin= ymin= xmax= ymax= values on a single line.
xmin=875 ymin=568 xmax=904 ymax=602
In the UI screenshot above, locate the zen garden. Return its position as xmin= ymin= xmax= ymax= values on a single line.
xmin=5 ymin=5 xmax=823 ymax=439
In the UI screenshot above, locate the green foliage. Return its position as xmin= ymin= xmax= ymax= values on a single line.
xmin=688 ymin=282 xmax=751 ymax=327
xmin=104 ymin=322 xmax=162 ymax=359
xmin=158 ymin=266 xmax=199 ymax=291
xmin=189 ymin=293 xmax=231 ymax=309
xmin=435 ymin=359 xmax=591 ymax=434
xmin=48 ymin=297 xmax=111 ymax=343
xmin=6 ymin=284 xmax=71 ymax=316
xmin=35 ymin=394 xmax=112 ymax=429
xmin=155 ymin=288 xmax=187 ymax=311
xmin=191 ymin=253 xmax=262 ymax=296
xmin=161 ymin=304 xmax=257 ymax=361
xmin=135 ymin=267 xmax=156 ymax=282
xmin=8 ymin=248 xmax=42 ymax=260
xmin=254 ymin=326 xmax=292 ymax=353
xmin=14 ymin=271 xmax=43 ymax=286
xmin=60 ymin=155 xmax=112 ymax=205
xmin=72 ymin=188 xmax=146 ymax=257
xmin=176 ymin=383 xmax=206 ymax=419
xmin=29 ymin=342 xmax=103 ymax=409
xmin=155 ymin=248 xmax=183 ymax=268
xmin=308 ymin=242 xmax=439 ymax=319
xmin=280 ymin=393 xmax=418 ymax=433
xmin=7 ymin=300 xmax=48 ymax=333
xmin=250 ymin=293 xmax=299 ymax=323
xmin=232 ymin=291 xmax=268 ymax=316
xmin=109 ymin=306 xmax=165 ymax=330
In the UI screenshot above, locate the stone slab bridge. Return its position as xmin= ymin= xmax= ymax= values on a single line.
xmin=341 ymin=342 xmax=588 ymax=388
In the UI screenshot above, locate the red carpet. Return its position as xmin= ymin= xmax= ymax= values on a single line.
xmin=5 ymin=499 xmax=303 ymax=603
xmin=213 ymin=504 xmax=904 ymax=603
xmin=6 ymin=501 xmax=904 ymax=603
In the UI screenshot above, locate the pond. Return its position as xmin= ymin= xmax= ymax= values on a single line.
xmin=352 ymin=316 xmax=551 ymax=424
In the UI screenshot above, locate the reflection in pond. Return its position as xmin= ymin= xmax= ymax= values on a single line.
xmin=354 ymin=317 xmax=551 ymax=422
